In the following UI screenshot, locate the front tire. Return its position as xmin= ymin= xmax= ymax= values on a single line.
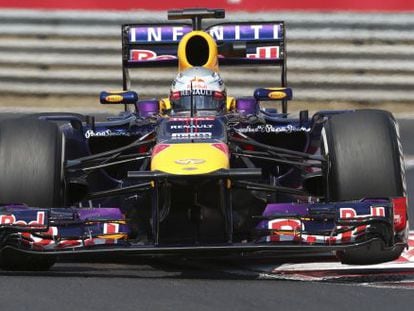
xmin=0 ymin=118 xmax=65 ymax=270
xmin=0 ymin=118 xmax=65 ymax=207
xmin=322 ymin=110 xmax=406 ymax=264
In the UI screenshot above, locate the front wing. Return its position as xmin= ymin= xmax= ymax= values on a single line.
xmin=0 ymin=198 xmax=407 ymax=259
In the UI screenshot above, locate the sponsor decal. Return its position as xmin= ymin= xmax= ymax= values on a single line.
xmin=0 ymin=211 xmax=46 ymax=227
xmin=267 ymin=219 xmax=303 ymax=242
xmin=129 ymin=26 xmax=192 ymax=43
xmin=130 ymin=49 xmax=176 ymax=61
xmin=174 ymin=159 xmax=206 ymax=165
xmin=169 ymin=124 xmax=214 ymax=130
xmin=130 ymin=45 xmax=281 ymax=64
xmin=171 ymin=132 xmax=212 ymax=139
xmin=209 ymin=24 xmax=282 ymax=41
xmin=84 ymin=129 xmax=129 ymax=138
xmin=268 ymin=91 xmax=287 ymax=99
xmin=180 ymin=89 xmax=213 ymax=96
xmin=238 ymin=124 xmax=311 ymax=134
xmin=129 ymin=24 xmax=282 ymax=43
xmin=105 ymin=94 xmax=124 ymax=102
xmin=339 ymin=206 xmax=386 ymax=219
xmin=247 ymin=46 xmax=280 ymax=59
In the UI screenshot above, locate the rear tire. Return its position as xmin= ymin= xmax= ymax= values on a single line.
xmin=322 ymin=110 xmax=406 ymax=264
xmin=0 ymin=118 xmax=64 ymax=270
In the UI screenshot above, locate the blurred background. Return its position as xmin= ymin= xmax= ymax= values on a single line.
xmin=0 ymin=0 xmax=413 ymax=116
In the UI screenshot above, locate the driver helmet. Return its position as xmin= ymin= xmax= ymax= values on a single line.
xmin=169 ymin=67 xmax=226 ymax=113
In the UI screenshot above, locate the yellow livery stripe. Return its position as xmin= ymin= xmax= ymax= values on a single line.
xmin=151 ymin=143 xmax=229 ymax=175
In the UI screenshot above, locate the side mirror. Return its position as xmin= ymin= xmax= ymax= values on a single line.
xmin=100 ymin=90 xmax=138 ymax=105
xmin=136 ymin=100 xmax=160 ymax=118
xmin=254 ymin=87 xmax=292 ymax=101
xmin=235 ymin=98 xmax=258 ymax=115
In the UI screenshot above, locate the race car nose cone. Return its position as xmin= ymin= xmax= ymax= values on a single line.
xmin=151 ymin=143 xmax=229 ymax=175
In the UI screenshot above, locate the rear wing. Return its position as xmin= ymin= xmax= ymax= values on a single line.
xmin=121 ymin=22 xmax=287 ymax=82
xmin=122 ymin=22 xmax=285 ymax=65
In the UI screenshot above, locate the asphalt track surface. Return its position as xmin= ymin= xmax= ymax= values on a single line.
xmin=0 ymin=114 xmax=414 ymax=311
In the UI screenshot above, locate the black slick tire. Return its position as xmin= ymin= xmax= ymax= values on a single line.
xmin=0 ymin=118 xmax=64 ymax=270
xmin=0 ymin=118 xmax=64 ymax=207
xmin=322 ymin=109 xmax=406 ymax=264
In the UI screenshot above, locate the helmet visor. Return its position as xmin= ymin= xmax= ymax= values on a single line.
xmin=171 ymin=94 xmax=224 ymax=112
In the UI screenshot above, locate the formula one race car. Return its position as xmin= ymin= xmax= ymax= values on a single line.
xmin=0 ymin=8 xmax=408 ymax=270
